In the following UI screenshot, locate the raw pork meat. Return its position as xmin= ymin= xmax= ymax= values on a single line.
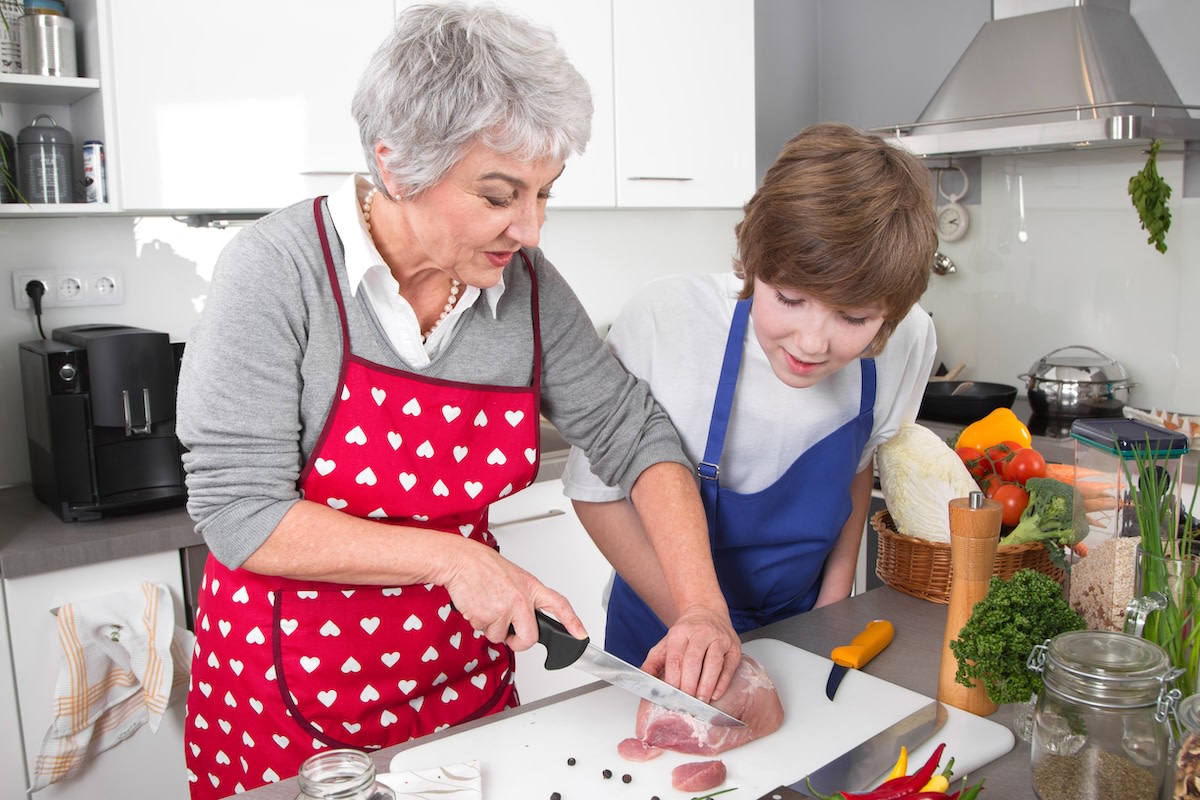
xmin=616 ymin=737 xmax=664 ymax=761
xmin=672 ymin=760 xmax=727 ymax=793
xmin=630 ymin=655 xmax=784 ymax=755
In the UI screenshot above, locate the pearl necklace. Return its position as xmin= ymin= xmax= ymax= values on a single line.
xmin=361 ymin=186 xmax=462 ymax=342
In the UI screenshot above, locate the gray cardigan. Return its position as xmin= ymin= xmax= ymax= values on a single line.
xmin=177 ymin=197 xmax=686 ymax=567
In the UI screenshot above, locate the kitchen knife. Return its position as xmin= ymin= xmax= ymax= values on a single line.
xmin=530 ymin=610 xmax=746 ymax=728
xmin=755 ymin=699 xmax=949 ymax=799
xmin=825 ymin=619 xmax=894 ymax=701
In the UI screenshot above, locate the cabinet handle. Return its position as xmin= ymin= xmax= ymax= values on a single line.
xmin=626 ymin=176 xmax=694 ymax=182
xmin=491 ymin=509 xmax=567 ymax=529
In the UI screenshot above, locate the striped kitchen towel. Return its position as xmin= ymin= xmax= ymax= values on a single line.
xmin=31 ymin=581 xmax=195 ymax=791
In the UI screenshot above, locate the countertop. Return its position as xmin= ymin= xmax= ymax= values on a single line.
xmin=235 ymin=586 xmax=1035 ymax=799
xmin=0 ymin=421 xmax=571 ymax=579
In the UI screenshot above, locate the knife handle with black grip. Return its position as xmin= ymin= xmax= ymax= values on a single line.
xmin=831 ymin=619 xmax=894 ymax=668
xmin=533 ymin=610 xmax=591 ymax=670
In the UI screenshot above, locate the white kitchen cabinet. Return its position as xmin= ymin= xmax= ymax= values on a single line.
xmin=397 ymin=0 xmax=755 ymax=209
xmin=4 ymin=550 xmax=189 ymax=800
xmin=107 ymin=0 xmax=395 ymax=212
xmin=490 ymin=479 xmax=613 ymax=702
xmin=611 ymin=0 xmax=756 ymax=208
xmin=0 ymin=587 xmax=28 ymax=800
xmin=0 ymin=0 xmax=115 ymax=217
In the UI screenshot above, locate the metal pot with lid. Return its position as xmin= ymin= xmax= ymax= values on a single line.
xmin=1019 ymin=345 xmax=1137 ymax=419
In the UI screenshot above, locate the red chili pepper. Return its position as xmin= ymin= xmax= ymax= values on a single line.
xmin=805 ymin=743 xmax=948 ymax=800
xmin=901 ymin=793 xmax=956 ymax=800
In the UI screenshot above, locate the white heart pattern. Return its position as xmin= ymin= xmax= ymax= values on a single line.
xmin=343 ymin=722 xmax=362 ymax=734
xmin=421 ymin=646 xmax=439 ymax=662
xmin=387 ymin=431 xmax=403 ymax=450
xmin=319 ymin=620 xmax=341 ymax=637
xmin=438 ymin=604 xmax=452 ymax=621
xmin=416 ymin=440 xmax=435 ymax=458
xmin=381 ymin=652 xmax=400 ymax=668
xmin=371 ymin=387 xmax=386 ymax=406
xmin=272 ymin=734 xmax=289 ymax=749
xmin=448 ymin=631 xmax=463 ymax=649
xmin=218 ymin=619 xmax=232 ymax=637
xmin=398 ymin=679 xmax=418 ymax=695
xmin=229 ymin=659 xmax=244 ymax=676
xmin=232 ymin=586 xmax=250 ymax=604
xmin=345 ymin=425 xmax=367 ymax=446
xmin=245 ymin=627 xmax=265 ymax=645
xmin=402 ymin=398 xmax=422 ymax=416
xmin=327 ymin=498 xmax=349 ymax=510
xmin=300 ymin=656 xmax=320 ymax=673
xmin=314 ymin=458 xmax=336 ymax=476
xmin=463 ymin=481 xmax=483 ymax=499
xmin=505 ymin=409 xmax=525 ymax=427
xmin=487 ymin=448 xmax=507 ymax=465
xmin=341 ymin=385 xmax=351 ymax=401
xmin=360 ymin=617 xmax=380 ymax=634
xmin=340 ymin=657 xmax=361 ymax=673
xmin=398 ymin=472 xmax=417 ymax=491
xmin=441 ymin=686 xmax=459 ymax=703
xmin=453 ymin=445 xmax=469 ymax=463
xmin=471 ymin=674 xmax=488 ymax=690
xmin=355 ymin=467 xmax=377 ymax=486
xmin=317 ymin=690 xmax=337 ymax=708
xmin=380 ymin=709 xmax=398 ymax=726
xmin=403 ymin=614 xmax=423 ymax=631
xmin=525 ymin=448 xmax=537 ymax=464
xmin=473 ymin=410 xmax=488 ymax=426
xmin=432 ymin=479 xmax=450 ymax=497
xmin=442 ymin=405 xmax=461 ymax=422
xmin=360 ymin=684 xmax=381 ymax=702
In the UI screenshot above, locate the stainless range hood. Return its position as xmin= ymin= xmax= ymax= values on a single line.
xmin=875 ymin=0 xmax=1200 ymax=157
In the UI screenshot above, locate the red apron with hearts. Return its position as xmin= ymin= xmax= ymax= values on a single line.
xmin=184 ymin=198 xmax=542 ymax=799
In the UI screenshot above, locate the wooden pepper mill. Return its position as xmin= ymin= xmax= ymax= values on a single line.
xmin=937 ymin=490 xmax=1002 ymax=716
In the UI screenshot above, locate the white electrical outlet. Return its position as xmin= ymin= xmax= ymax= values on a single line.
xmin=11 ymin=269 xmax=125 ymax=309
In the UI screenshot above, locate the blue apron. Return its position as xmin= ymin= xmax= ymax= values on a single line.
xmin=604 ymin=297 xmax=876 ymax=665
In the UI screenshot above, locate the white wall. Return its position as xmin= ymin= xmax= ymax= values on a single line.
xmin=0 ymin=208 xmax=742 ymax=488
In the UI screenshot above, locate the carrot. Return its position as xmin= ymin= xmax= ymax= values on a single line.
xmin=1043 ymin=463 xmax=1077 ymax=485
xmin=1084 ymin=496 xmax=1118 ymax=512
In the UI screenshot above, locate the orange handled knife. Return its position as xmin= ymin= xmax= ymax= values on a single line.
xmin=825 ymin=619 xmax=894 ymax=701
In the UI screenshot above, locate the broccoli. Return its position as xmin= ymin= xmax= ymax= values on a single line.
xmin=950 ymin=569 xmax=1085 ymax=705
xmin=999 ymin=477 xmax=1087 ymax=548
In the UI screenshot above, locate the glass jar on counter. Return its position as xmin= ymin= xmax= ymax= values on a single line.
xmin=1174 ymin=694 xmax=1200 ymax=800
xmin=1028 ymin=629 xmax=1182 ymax=800
xmin=297 ymin=749 xmax=396 ymax=800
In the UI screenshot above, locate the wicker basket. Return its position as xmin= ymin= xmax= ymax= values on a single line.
xmin=871 ymin=509 xmax=1066 ymax=604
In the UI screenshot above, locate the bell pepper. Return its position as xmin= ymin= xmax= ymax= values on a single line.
xmin=955 ymin=408 xmax=1032 ymax=452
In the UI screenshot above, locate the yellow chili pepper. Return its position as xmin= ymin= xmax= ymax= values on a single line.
xmin=955 ymin=407 xmax=1032 ymax=452
xmin=920 ymin=774 xmax=950 ymax=793
xmin=885 ymin=746 xmax=908 ymax=781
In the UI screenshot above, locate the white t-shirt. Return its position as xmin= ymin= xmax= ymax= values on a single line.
xmin=561 ymin=271 xmax=937 ymax=501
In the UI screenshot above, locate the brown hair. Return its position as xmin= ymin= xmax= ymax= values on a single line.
xmin=735 ymin=122 xmax=936 ymax=356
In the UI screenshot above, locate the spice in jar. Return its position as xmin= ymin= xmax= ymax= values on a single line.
xmin=1174 ymin=694 xmax=1200 ymax=800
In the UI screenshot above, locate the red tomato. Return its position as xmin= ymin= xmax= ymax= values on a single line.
xmin=984 ymin=440 xmax=1023 ymax=475
xmin=1003 ymin=448 xmax=1048 ymax=485
xmin=955 ymin=446 xmax=992 ymax=480
xmin=979 ymin=473 xmax=1006 ymax=498
xmin=993 ymin=484 xmax=1030 ymax=527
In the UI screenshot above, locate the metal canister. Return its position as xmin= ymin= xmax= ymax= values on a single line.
xmin=18 ymin=8 xmax=75 ymax=77
xmin=82 ymin=140 xmax=106 ymax=203
xmin=17 ymin=113 xmax=73 ymax=203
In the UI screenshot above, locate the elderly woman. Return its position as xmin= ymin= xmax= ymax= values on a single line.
xmin=177 ymin=4 xmax=738 ymax=797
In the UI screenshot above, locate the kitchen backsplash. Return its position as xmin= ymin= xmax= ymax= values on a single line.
xmin=1 ymin=146 xmax=1196 ymax=488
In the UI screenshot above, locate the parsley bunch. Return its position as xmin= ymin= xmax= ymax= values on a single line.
xmin=1128 ymin=138 xmax=1172 ymax=254
xmin=950 ymin=569 xmax=1085 ymax=705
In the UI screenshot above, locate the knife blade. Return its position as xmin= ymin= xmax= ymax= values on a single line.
xmin=755 ymin=699 xmax=949 ymax=799
xmin=531 ymin=610 xmax=746 ymax=728
xmin=825 ymin=619 xmax=894 ymax=701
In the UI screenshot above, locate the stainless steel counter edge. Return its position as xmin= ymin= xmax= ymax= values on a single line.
xmin=233 ymin=587 xmax=1034 ymax=800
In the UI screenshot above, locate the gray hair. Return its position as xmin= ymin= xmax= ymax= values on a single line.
xmin=352 ymin=2 xmax=593 ymax=198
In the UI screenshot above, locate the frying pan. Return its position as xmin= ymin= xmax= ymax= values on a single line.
xmin=919 ymin=381 xmax=1018 ymax=424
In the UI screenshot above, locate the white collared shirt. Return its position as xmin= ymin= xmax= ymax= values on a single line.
xmin=327 ymin=175 xmax=506 ymax=367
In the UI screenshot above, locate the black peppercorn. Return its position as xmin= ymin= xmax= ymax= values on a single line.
xmin=602 ymin=768 xmax=612 ymax=779
xmin=621 ymin=774 xmax=631 ymax=783
xmin=549 ymin=794 xmax=561 ymax=800
xmin=566 ymin=757 xmax=576 ymax=766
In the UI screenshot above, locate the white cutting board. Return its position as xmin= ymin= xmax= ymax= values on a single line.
xmin=387 ymin=638 xmax=1015 ymax=798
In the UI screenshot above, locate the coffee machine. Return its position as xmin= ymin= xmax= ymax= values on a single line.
xmin=19 ymin=324 xmax=187 ymax=521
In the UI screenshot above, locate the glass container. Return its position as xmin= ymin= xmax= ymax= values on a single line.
xmin=296 ymin=749 xmax=395 ymax=800
xmin=1029 ymin=629 xmax=1181 ymax=800
xmin=1067 ymin=418 xmax=1189 ymax=631
xmin=1174 ymin=694 xmax=1200 ymax=799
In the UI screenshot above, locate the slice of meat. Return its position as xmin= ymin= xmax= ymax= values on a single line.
xmin=633 ymin=655 xmax=784 ymax=755
xmin=672 ymin=759 xmax=727 ymax=793
xmin=616 ymin=737 xmax=664 ymax=761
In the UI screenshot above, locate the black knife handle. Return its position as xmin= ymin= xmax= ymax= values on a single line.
xmin=534 ymin=610 xmax=590 ymax=670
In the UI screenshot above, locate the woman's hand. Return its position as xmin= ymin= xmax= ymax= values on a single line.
xmin=642 ymin=604 xmax=741 ymax=704
xmin=442 ymin=541 xmax=588 ymax=653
